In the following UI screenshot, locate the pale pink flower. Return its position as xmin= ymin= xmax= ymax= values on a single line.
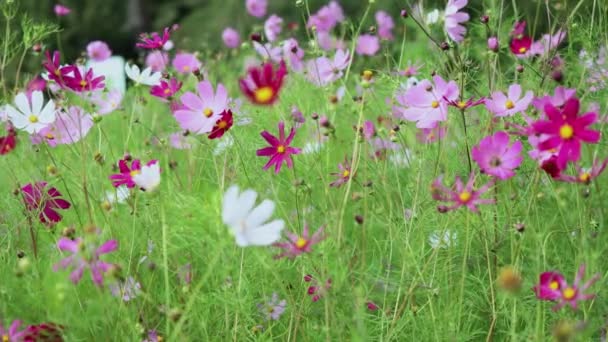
xmin=87 ymin=41 xmax=112 ymax=62
xmin=356 ymin=34 xmax=380 ymax=56
xmin=307 ymin=1 xmax=344 ymax=32
xmin=222 ymin=27 xmax=241 ymax=48
xmin=375 ymin=11 xmax=394 ymax=40
xmin=484 ymin=84 xmax=533 ymax=117
xmin=253 ymin=41 xmax=282 ymax=63
xmin=306 ymin=49 xmax=350 ymax=86
xmin=445 ymin=0 xmax=469 ymax=42
xmin=264 ymin=15 xmax=283 ymax=42
xmin=282 ymin=38 xmax=305 ymax=72
xmin=145 ymin=51 xmax=168 ymax=72
xmin=172 ymin=52 xmax=201 ymax=74
xmin=54 ymin=4 xmax=71 ymax=16
xmin=246 ymin=0 xmax=267 ymax=18
xmin=32 ymin=106 xmax=94 ymax=147
xmin=90 ymin=89 xmax=123 ymax=115
xmin=174 ymin=81 xmax=228 ymax=134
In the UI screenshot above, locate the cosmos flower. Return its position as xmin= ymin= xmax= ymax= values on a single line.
xmin=87 ymin=41 xmax=112 ymax=62
xmin=306 ymin=49 xmax=350 ymax=86
xmin=509 ymin=21 xmax=533 ymax=55
xmin=172 ymin=52 xmax=202 ymax=74
xmin=256 ymin=121 xmax=301 ymax=173
xmin=304 ymin=274 xmax=332 ymax=302
xmin=0 ymin=124 xmax=17 ymax=155
xmin=431 ymin=173 xmax=495 ymax=213
xmin=109 ymin=276 xmax=142 ymax=302
xmin=61 ymin=65 xmax=105 ymax=93
xmin=173 ymin=80 xmax=228 ymax=134
xmin=393 ymin=75 xmax=459 ymax=128
xmin=132 ymin=160 xmax=161 ymax=192
xmin=273 ymin=224 xmax=325 ymax=259
xmin=90 ymin=89 xmax=123 ymax=115
xmin=222 ymin=27 xmax=241 ymax=48
xmin=556 ymin=157 xmax=608 ymax=184
xmin=246 ymin=0 xmax=267 ymax=18
xmin=532 ymin=86 xmax=576 ymax=111
xmin=532 ymin=98 xmax=600 ymax=170
xmin=282 ymin=38 xmax=305 ymax=72
xmin=253 ymin=41 xmax=283 ymax=63
xmin=5 ymin=91 xmax=56 ymax=134
xmin=145 ymin=51 xmax=169 ymax=72
xmin=329 ymin=157 xmax=353 ymax=187
xmin=355 ymin=34 xmax=380 ymax=56
xmin=222 ymin=185 xmax=284 ymax=247
xmin=239 ymin=61 xmax=287 ymax=105
xmin=264 ymin=15 xmax=283 ymax=42
xmin=42 ymin=50 xmax=70 ymax=87
xmin=208 ymin=110 xmax=233 ymax=140
xmin=125 ymin=64 xmax=162 ymax=86
xmin=257 ymin=293 xmax=287 ymax=321
xmin=444 ymin=0 xmax=469 ymax=42
xmin=54 ymin=4 xmax=71 ymax=16
xmin=54 ymin=233 xmax=118 ymax=287
xmin=20 ymin=323 xmax=64 ymax=342
xmin=376 ymin=11 xmax=395 ymax=40
xmin=136 ymin=27 xmax=172 ymax=50
xmin=150 ymin=78 xmax=182 ymax=100
xmin=484 ymin=84 xmax=533 ymax=117
xmin=471 ymin=131 xmax=523 ymax=180
xmin=109 ymin=158 xmax=155 ymax=188
xmin=0 ymin=320 xmax=24 ymax=342
xmin=307 ymin=1 xmax=344 ymax=32
xmin=533 ymin=264 xmax=600 ymax=311
xmin=21 ymin=181 xmax=71 ymax=225
xmin=31 ymin=106 xmax=93 ymax=147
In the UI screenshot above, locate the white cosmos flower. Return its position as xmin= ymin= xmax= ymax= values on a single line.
xmin=103 ymin=186 xmax=130 ymax=204
xmin=125 ymin=63 xmax=161 ymax=86
xmin=222 ymin=185 xmax=284 ymax=247
xmin=6 ymin=91 xmax=56 ymax=134
xmin=428 ymin=230 xmax=457 ymax=249
xmin=426 ymin=9 xmax=441 ymax=25
xmin=133 ymin=161 xmax=161 ymax=192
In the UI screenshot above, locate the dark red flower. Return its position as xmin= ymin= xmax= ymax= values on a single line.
xmin=239 ymin=60 xmax=287 ymax=105
xmin=0 ymin=125 xmax=16 ymax=155
xmin=21 ymin=182 xmax=71 ymax=225
xmin=208 ymin=110 xmax=233 ymax=139
xmin=509 ymin=21 xmax=532 ymax=55
xmin=22 ymin=322 xmax=64 ymax=342
xmin=42 ymin=50 xmax=70 ymax=86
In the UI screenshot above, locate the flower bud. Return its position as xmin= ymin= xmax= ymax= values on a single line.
xmin=400 ymin=9 xmax=408 ymax=18
xmin=440 ymin=42 xmax=449 ymax=51
xmin=487 ymin=37 xmax=499 ymax=52
xmin=480 ymin=15 xmax=489 ymax=24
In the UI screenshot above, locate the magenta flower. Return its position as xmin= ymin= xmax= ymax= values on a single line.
xmin=557 ymin=157 xmax=608 ymax=184
xmin=246 ymin=0 xmax=267 ymax=18
xmin=329 ymin=157 xmax=353 ymax=187
xmin=174 ymin=80 xmax=228 ymax=134
xmin=42 ymin=50 xmax=70 ymax=87
xmin=393 ymin=75 xmax=459 ymax=128
xmin=256 ymin=121 xmax=301 ymax=173
xmin=375 ymin=11 xmax=395 ymax=40
xmin=304 ymin=274 xmax=332 ymax=302
xmin=150 ymin=78 xmax=182 ymax=100
xmin=21 ymin=182 xmax=71 ymax=225
xmin=472 ymin=131 xmax=523 ymax=180
xmin=264 ymin=14 xmax=283 ymax=42
xmin=208 ymin=109 xmax=233 ymax=140
xmin=356 ymin=34 xmax=380 ymax=56
xmin=54 ymin=234 xmax=118 ymax=287
xmin=239 ymin=61 xmax=287 ymax=105
xmin=222 ymin=27 xmax=241 ymax=48
xmin=534 ymin=265 xmax=600 ymax=311
xmin=87 ymin=41 xmax=112 ymax=62
xmin=172 ymin=52 xmax=201 ymax=74
xmin=445 ymin=0 xmax=469 ymax=42
xmin=32 ymin=106 xmax=94 ymax=147
xmin=487 ymin=37 xmax=499 ymax=52
xmin=484 ymin=84 xmax=533 ymax=117
xmin=532 ymin=98 xmax=601 ymax=170
xmin=109 ymin=158 xmax=157 ymax=188
xmin=531 ymin=86 xmax=576 ymax=111
xmin=137 ymin=27 xmax=172 ymax=50
xmin=431 ymin=173 xmax=495 ymax=213
xmin=62 ymin=66 xmax=105 ymax=93
xmin=273 ymin=224 xmax=325 ymax=259
xmin=21 ymin=323 xmax=64 ymax=341
xmin=145 ymin=51 xmax=168 ymax=72
xmin=0 ymin=320 xmax=24 ymax=341
xmin=54 ymin=4 xmax=71 ymax=16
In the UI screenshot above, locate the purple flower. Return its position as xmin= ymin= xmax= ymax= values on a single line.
xmin=472 ymin=131 xmax=523 ymax=180
xmin=356 ymin=34 xmax=380 ymax=56
xmin=487 ymin=37 xmax=499 ymax=52
xmin=375 ymin=11 xmax=395 ymax=40
xmin=90 ymin=89 xmax=123 ymax=115
xmin=54 ymin=233 xmax=118 ymax=287
xmin=246 ymin=0 xmax=267 ymax=18
xmin=109 ymin=276 xmax=141 ymax=301
xmin=222 ymin=28 xmax=241 ymax=49
xmin=87 ymin=41 xmax=112 ymax=62
xmin=282 ymin=38 xmax=305 ymax=72
xmin=0 ymin=320 xmax=24 ymax=341
xmin=256 ymin=121 xmax=301 ymax=173
xmin=54 ymin=4 xmax=71 ymax=16
xmin=257 ymin=293 xmax=287 ymax=321
xmin=264 ymin=14 xmax=283 ymax=42
xmin=485 ymin=84 xmax=533 ymax=117
xmin=445 ymin=0 xmax=469 ymax=42
xmin=172 ymin=52 xmax=201 ymax=74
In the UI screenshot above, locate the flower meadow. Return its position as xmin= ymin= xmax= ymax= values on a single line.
xmin=1 ymin=0 xmax=608 ymax=340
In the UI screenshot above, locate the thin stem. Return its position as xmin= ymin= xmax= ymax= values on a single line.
xmin=460 ymin=109 xmax=472 ymax=173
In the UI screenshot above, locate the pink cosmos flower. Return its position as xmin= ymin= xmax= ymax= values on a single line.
xmin=0 ymin=125 xmax=17 ymax=155
xmin=222 ymin=27 xmax=241 ymax=48
xmin=316 ymin=31 xmax=346 ymax=51
xmin=445 ymin=0 xmax=469 ymax=42
xmin=150 ymin=78 xmax=182 ymax=100
xmin=487 ymin=37 xmax=499 ymax=52
xmin=42 ymin=50 xmax=70 ymax=87
xmin=356 ymin=34 xmax=380 ymax=56
xmin=172 ymin=52 xmax=201 ymax=74
xmin=393 ymin=75 xmax=459 ymax=128
xmin=526 ymin=30 xmax=567 ymax=58
xmin=532 ymin=98 xmax=601 ymax=170
xmin=533 ymin=265 xmax=600 ymax=311
xmin=362 ymin=120 xmax=376 ymax=140
xmin=307 ymin=1 xmax=344 ymax=32
xmin=283 ymin=38 xmax=305 ymax=71
xmin=246 ymin=0 xmax=267 ymax=18
xmin=174 ymin=80 xmax=228 ymax=134
xmin=431 ymin=173 xmax=495 ymax=213
xmin=109 ymin=158 xmax=157 ymax=188
xmin=54 ymin=234 xmax=118 ymax=287
xmin=62 ymin=65 xmax=105 ymax=93
xmin=137 ymin=27 xmax=171 ymax=50
xmin=485 ymin=84 xmax=533 ymax=117
xmin=256 ymin=121 xmax=301 ymax=173
xmin=416 ymin=123 xmax=446 ymax=143
xmin=87 ymin=41 xmax=112 ymax=62
xmin=90 ymin=89 xmax=123 ymax=115
xmin=556 ymin=157 xmax=608 ymax=184
xmin=168 ymin=132 xmax=192 ymax=150
xmin=531 ymin=86 xmax=576 ymax=111
xmin=26 ymin=77 xmax=47 ymax=99
xmin=273 ymin=224 xmax=325 ymax=259
xmin=472 ymin=131 xmax=523 ymax=180
xmin=208 ymin=109 xmax=233 ymax=140
xmin=306 ymin=49 xmax=350 ymax=86
xmin=375 ymin=11 xmax=394 ymax=40
xmin=264 ymin=15 xmax=283 ymax=42
xmin=509 ymin=21 xmax=532 ymax=55
xmin=329 ymin=157 xmax=353 ymax=187
xmin=0 ymin=320 xmax=24 ymax=341
xmin=21 ymin=181 xmax=71 ymax=225
xmin=239 ymin=61 xmax=287 ymax=105
xmin=54 ymin=4 xmax=71 ymax=16
xmin=32 ymin=106 xmax=94 ymax=147
xmin=253 ymin=41 xmax=283 ymax=63
xmin=145 ymin=51 xmax=169 ymax=72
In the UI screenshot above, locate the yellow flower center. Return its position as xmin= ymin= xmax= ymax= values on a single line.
xmin=559 ymin=124 xmax=574 ymax=139
xmin=254 ymin=86 xmax=274 ymax=103
xmin=579 ymin=172 xmax=591 ymax=183
xmin=277 ymin=145 xmax=286 ymax=153
xmin=505 ymin=100 xmax=515 ymax=110
xmin=164 ymin=88 xmax=171 ymax=94
xmin=342 ymin=170 xmax=350 ymax=178
xmin=457 ymin=101 xmax=467 ymax=109
xmin=518 ymin=47 xmax=527 ymax=53
xmin=459 ymin=191 xmax=472 ymax=203
xmin=203 ymin=108 xmax=213 ymax=117
xmin=28 ymin=115 xmax=39 ymax=123
xmin=295 ymin=237 xmax=307 ymax=249
xmin=562 ymin=287 xmax=576 ymax=300
xmin=217 ymin=120 xmax=228 ymax=129
xmin=3 ymin=335 xmax=9 ymax=342
xmin=183 ymin=66 xmax=190 ymax=72
xmin=130 ymin=170 xmax=141 ymax=177
xmin=45 ymin=133 xmax=55 ymax=140
xmin=80 ymin=80 xmax=87 ymax=87
xmin=549 ymin=281 xmax=559 ymax=290
xmin=431 ymin=100 xmax=439 ymax=109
